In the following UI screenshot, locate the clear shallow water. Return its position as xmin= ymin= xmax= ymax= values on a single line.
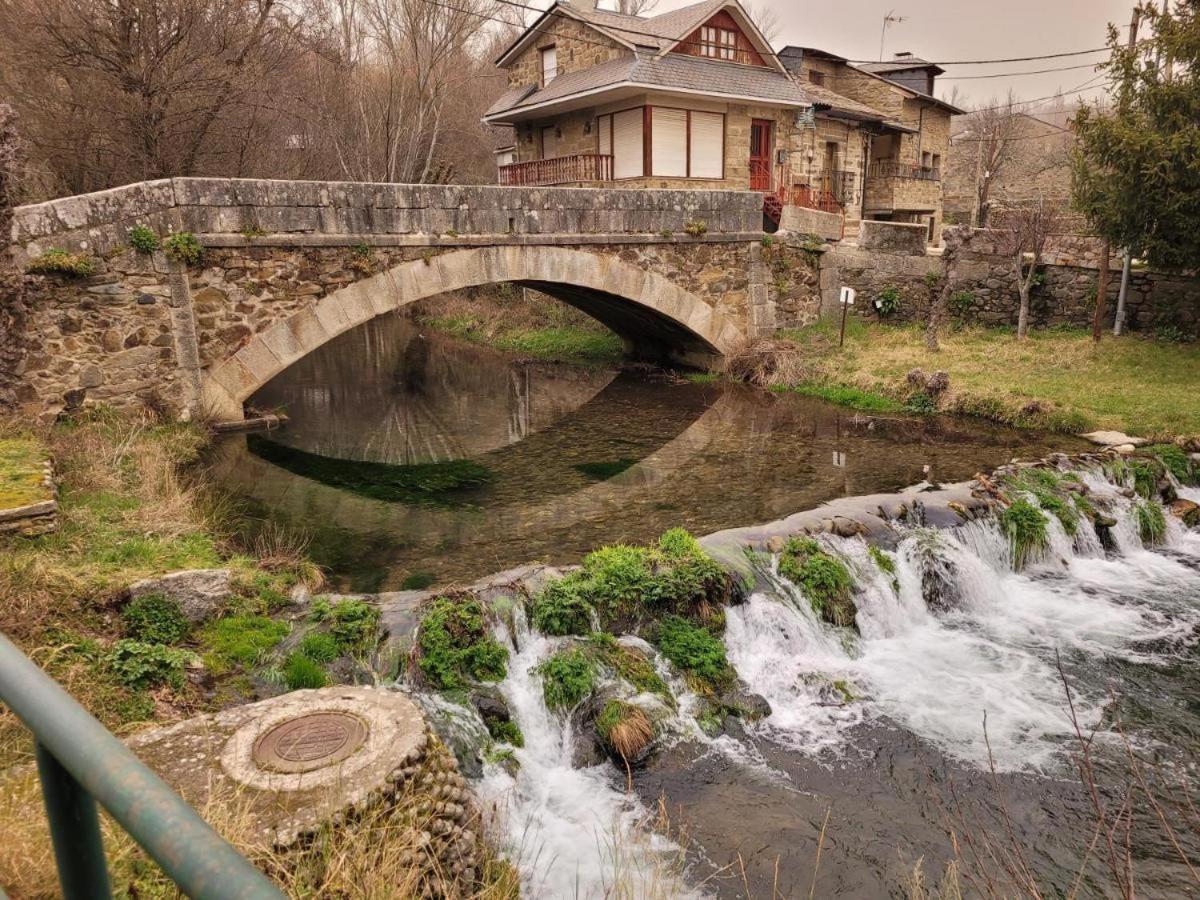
xmin=214 ymin=313 xmax=1079 ymax=592
xmin=213 ymin=312 xmax=1200 ymax=898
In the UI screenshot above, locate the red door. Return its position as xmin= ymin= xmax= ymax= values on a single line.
xmin=749 ymin=119 xmax=773 ymax=191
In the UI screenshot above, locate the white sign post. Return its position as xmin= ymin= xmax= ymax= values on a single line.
xmin=838 ymin=286 xmax=856 ymax=347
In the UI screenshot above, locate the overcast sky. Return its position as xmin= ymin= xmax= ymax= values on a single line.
xmin=646 ymin=0 xmax=1139 ymax=109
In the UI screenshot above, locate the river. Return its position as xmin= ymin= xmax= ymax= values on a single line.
xmin=214 ymin=312 xmax=1200 ymax=899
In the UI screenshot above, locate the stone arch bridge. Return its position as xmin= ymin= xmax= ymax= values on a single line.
xmin=8 ymin=179 xmax=787 ymax=422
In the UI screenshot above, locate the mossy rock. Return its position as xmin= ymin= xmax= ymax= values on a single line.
xmin=999 ymin=499 xmax=1049 ymax=569
xmin=777 ymin=537 xmax=856 ymax=628
xmin=415 ymin=596 xmax=508 ymax=690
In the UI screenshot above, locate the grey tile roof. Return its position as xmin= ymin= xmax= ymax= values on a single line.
xmin=567 ymin=0 xmax=729 ymax=51
xmin=860 ymin=55 xmax=943 ymax=75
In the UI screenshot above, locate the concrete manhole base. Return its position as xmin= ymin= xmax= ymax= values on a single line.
xmin=129 ymin=686 xmax=429 ymax=846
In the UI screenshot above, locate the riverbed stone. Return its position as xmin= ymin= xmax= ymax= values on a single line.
xmin=1081 ymin=431 xmax=1149 ymax=448
xmin=126 ymin=567 xmax=232 ymax=622
xmin=1169 ymin=499 xmax=1200 ymax=528
xmin=127 ymin=686 xmax=428 ymax=846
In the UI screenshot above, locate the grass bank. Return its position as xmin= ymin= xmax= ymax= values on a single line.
xmin=758 ymin=321 xmax=1200 ymax=440
xmin=411 ymin=285 xmax=626 ymax=365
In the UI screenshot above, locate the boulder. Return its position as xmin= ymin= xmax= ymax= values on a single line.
xmin=1081 ymin=431 xmax=1148 ymax=448
xmin=1169 ymin=499 xmax=1200 ymax=529
xmin=127 ymin=568 xmax=232 ymax=622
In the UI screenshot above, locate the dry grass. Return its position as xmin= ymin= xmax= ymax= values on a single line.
xmin=723 ymin=337 xmax=816 ymax=388
xmin=764 ymin=322 xmax=1200 ymax=440
xmin=608 ymin=706 xmax=654 ymax=763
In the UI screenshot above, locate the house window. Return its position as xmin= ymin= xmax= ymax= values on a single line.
xmin=700 ymin=26 xmax=736 ymax=60
xmin=541 ymin=125 xmax=559 ymax=160
xmin=808 ymin=71 xmax=826 ymax=87
xmin=931 ymin=153 xmax=942 ymax=174
xmin=598 ymin=107 xmax=724 ymax=179
xmin=540 ymin=46 xmax=557 ymax=85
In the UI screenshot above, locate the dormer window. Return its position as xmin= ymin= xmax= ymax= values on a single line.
xmin=540 ymin=46 xmax=557 ymax=85
xmin=700 ymin=26 xmax=736 ymax=61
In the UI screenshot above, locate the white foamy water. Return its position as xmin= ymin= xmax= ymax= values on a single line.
xmin=725 ymin=501 xmax=1200 ymax=772
xmin=477 ymin=609 xmax=688 ymax=900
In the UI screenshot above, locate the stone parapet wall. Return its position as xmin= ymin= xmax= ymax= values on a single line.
xmin=858 ymin=220 xmax=928 ymax=255
xmin=11 ymin=179 xmax=765 ymax=264
xmin=778 ymin=206 xmax=844 ymax=242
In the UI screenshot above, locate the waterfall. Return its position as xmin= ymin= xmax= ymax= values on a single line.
xmin=723 ymin=481 xmax=1200 ymax=773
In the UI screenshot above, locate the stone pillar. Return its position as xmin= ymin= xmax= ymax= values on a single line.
xmin=746 ymin=240 xmax=776 ymax=338
xmin=161 ymin=253 xmax=204 ymax=420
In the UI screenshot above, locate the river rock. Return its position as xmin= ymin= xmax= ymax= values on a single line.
xmin=1169 ymin=499 xmax=1200 ymax=528
xmin=126 ymin=568 xmax=232 ymax=622
xmin=1081 ymin=431 xmax=1148 ymax=448
xmin=469 ymin=685 xmax=512 ymax=728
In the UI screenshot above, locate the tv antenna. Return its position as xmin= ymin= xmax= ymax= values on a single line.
xmin=880 ymin=10 xmax=908 ymax=61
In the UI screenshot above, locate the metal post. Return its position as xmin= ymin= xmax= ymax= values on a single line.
xmin=35 ymin=742 xmax=111 ymax=900
xmin=1114 ymin=248 xmax=1132 ymax=336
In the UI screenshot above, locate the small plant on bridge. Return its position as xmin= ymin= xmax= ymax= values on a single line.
xmin=25 ymin=248 xmax=97 ymax=277
xmin=349 ymin=242 xmax=376 ymax=274
xmin=684 ymin=219 xmax=708 ymax=237
xmin=873 ymin=285 xmax=902 ymax=317
xmin=128 ymin=224 xmax=160 ymax=254
xmin=163 ymin=231 xmax=203 ymax=266
xmin=240 ymin=226 xmax=267 ymax=239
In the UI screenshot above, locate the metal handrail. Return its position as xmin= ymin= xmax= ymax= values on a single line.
xmin=0 ymin=631 xmax=285 ymax=900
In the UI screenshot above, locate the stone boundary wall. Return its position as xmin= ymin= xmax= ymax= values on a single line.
xmin=820 ymin=237 xmax=1199 ymax=337
xmin=778 ymin=206 xmax=844 ymax=242
xmin=10 ymin=179 xmax=764 ymax=264
xmin=858 ymin=220 xmax=928 ymax=256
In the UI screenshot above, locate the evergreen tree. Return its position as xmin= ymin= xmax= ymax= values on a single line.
xmin=1072 ymin=1 xmax=1200 ymax=272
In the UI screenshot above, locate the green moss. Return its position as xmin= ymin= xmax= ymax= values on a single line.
xmin=775 ymin=382 xmax=905 ymax=414
xmin=1128 ymin=459 xmax=1162 ymax=499
xmin=107 ymin=640 xmax=192 ymax=690
xmin=868 ymin=545 xmax=900 ymax=593
xmin=0 ymin=437 xmax=49 ymax=509
xmin=1001 ymin=469 xmax=1081 ymax=536
xmin=585 ymin=632 xmax=670 ymax=699
xmin=417 ymin=596 xmax=508 ymax=690
xmin=832 ymin=679 xmax=860 ymax=703
xmin=530 ymin=529 xmax=730 ymax=635
xmin=247 ymin=436 xmax=493 ymax=504
xmin=652 ymin=615 xmax=732 ymax=688
xmin=325 ymin=598 xmax=380 ymax=654
xmin=573 ymin=458 xmax=638 ymax=480
xmin=777 ymin=537 xmax=856 ymax=628
xmin=487 ymin=719 xmax=524 ymax=747
xmin=536 ymin=649 xmax=595 ymax=710
xmin=298 ymin=631 xmax=340 ymax=663
xmin=400 ymin=572 xmax=436 ymax=590
xmin=1135 ymin=501 xmax=1167 ymax=545
xmin=283 ymin=652 xmax=329 ymax=689
xmin=25 ymin=248 xmax=97 ymax=277
xmin=199 ymin=614 xmax=289 ymax=673
xmin=999 ymin=499 xmax=1049 ymax=569
xmin=121 ymin=593 xmax=189 ymax=645
xmin=684 ymin=372 xmax=721 ymax=384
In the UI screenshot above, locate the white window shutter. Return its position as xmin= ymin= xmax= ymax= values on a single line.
xmin=613 ymin=108 xmax=644 ymax=178
xmin=651 ymin=108 xmax=688 ymax=177
xmin=541 ymin=46 xmax=557 ymax=84
xmin=597 ymin=115 xmax=612 ymax=156
xmin=689 ymin=112 xmax=724 ymax=179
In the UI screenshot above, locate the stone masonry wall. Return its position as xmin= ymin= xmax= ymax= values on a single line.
xmin=506 ymin=14 xmax=629 ymax=89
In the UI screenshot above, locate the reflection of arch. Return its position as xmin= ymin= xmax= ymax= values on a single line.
xmin=202 ymin=246 xmax=748 ymax=419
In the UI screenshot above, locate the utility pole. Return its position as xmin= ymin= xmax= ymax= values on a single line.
xmin=1113 ymin=7 xmax=1140 ymax=336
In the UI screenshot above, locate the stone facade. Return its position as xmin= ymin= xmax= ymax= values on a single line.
xmin=8 ymin=179 xmax=769 ymax=421
xmin=505 ymin=14 xmax=630 ymax=90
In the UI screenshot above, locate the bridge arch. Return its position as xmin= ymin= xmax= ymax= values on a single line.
xmin=201 ymin=244 xmax=748 ymax=419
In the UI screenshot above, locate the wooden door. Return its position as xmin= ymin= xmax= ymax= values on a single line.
xmin=749 ymin=119 xmax=773 ymax=191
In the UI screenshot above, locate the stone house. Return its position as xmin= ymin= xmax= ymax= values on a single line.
xmin=484 ymin=0 xmax=961 ymax=241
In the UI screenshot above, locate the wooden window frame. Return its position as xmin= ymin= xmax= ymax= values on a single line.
xmin=699 ymin=26 xmax=737 ymax=61
xmin=540 ymin=45 xmax=557 ymax=87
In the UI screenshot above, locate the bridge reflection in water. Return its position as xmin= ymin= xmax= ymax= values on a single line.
xmin=212 ymin=314 xmax=1078 ymax=591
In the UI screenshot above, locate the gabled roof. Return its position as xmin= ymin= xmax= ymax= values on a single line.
xmin=484 ymin=50 xmax=823 ymax=123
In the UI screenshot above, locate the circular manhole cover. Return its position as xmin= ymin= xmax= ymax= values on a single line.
xmin=252 ymin=711 xmax=368 ymax=773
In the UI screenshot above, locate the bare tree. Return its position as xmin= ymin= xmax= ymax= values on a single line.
xmin=925 ymin=225 xmax=971 ymax=351
xmin=0 ymin=103 xmax=27 ymax=409
xmin=743 ymin=2 xmax=782 ymax=44
xmin=613 ymin=0 xmax=658 ymax=15
xmin=962 ymin=92 xmax=1023 ymax=227
xmin=994 ymin=198 xmax=1061 ymax=340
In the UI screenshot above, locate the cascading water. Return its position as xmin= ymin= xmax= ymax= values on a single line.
xmin=725 ymin=468 xmax=1200 ymax=772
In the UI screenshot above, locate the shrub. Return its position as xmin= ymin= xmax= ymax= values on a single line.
xmin=488 ymin=719 xmax=524 ymax=747
xmin=1147 ymin=444 xmax=1197 ymax=485
xmin=1154 ymin=323 xmax=1189 ymax=344
xmin=1135 ymin=501 xmax=1167 ymax=545
xmin=950 ymin=290 xmax=975 ymax=316
xmin=684 ymin=219 xmax=708 ymax=236
xmin=905 ymin=392 xmax=938 ymax=415
xmin=923 ymin=271 xmax=941 ymax=289
xmin=596 ymin=700 xmax=653 ymax=762
xmin=874 ymin=285 xmax=902 ymax=317
xmin=777 ymin=537 xmax=855 ymax=627
xmin=400 ymin=572 xmax=436 ymax=590
xmin=1127 ymin=459 xmax=1161 ymax=499
xmin=1001 ymin=468 xmax=1080 ymax=536
xmin=108 ymin=640 xmax=191 ymax=689
xmin=298 ymin=631 xmax=340 ymax=663
xmin=25 ymin=248 xmax=97 ymax=277
xmin=163 ymin=232 xmax=203 ymax=266
xmin=328 ymin=599 xmax=381 ymax=654
xmin=417 ymin=596 xmax=508 ymax=690
xmin=999 ymin=499 xmax=1049 ymax=569
xmin=129 ymin=225 xmax=160 ymax=253
xmin=121 ymin=593 xmax=189 ymax=644
xmin=284 ymin=652 xmax=329 ymax=689
xmin=653 ymin=615 xmax=731 ymax=686
xmin=536 ymin=649 xmax=595 ymax=710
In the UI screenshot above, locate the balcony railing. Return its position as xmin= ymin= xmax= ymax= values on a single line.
xmin=782 ymin=185 xmax=843 ymax=214
xmin=498 ymin=153 xmax=613 ymax=186
xmin=868 ymin=160 xmax=941 ymax=181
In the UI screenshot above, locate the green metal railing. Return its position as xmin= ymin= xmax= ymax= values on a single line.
xmin=0 ymin=632 xmax=285 ymax=900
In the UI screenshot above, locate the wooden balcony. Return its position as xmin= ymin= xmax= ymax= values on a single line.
xmin=497 ymin=154 xmax=613 ymax=186
xmin=867 ymin=159 xmax=941 ymax=181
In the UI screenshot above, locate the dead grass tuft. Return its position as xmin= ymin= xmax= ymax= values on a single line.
xmin=723 ymin=338 xmax=814 ymax=388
